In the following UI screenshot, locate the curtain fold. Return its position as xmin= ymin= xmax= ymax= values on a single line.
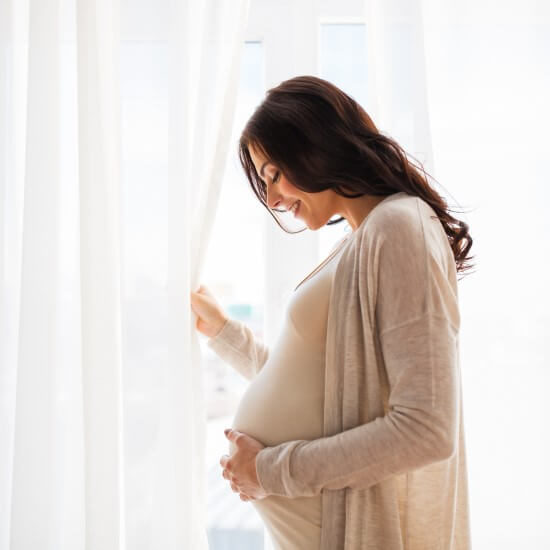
xmin=155 ymin=1 xmax=250 ymax=547
xmin=364 ymin=0 xmax=434 ymax=172
xmin=10 ymin=0 xmax=61 ymax=547
xmin=0 ymin=0 xmax=250 ymax=548
xmin=76 ymin=0 xmax=124 ymax=547
xmin=0 ymin=0 xmax=28 ymax=546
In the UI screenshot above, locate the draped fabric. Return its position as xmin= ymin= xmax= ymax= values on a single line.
xmin=0 ymin=0 xmax=249 ymax=548
xmin=365 ymin=0 xmax=434 ymax=172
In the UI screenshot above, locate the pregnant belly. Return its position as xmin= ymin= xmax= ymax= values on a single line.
xmin=228 ymin=343 xmax=325 ymax=550
xmin=227 ymin=340 xmax=325 ymax=457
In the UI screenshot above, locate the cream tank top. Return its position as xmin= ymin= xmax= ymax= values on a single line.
xmin=228 ymin=236 xmax=349 ymax=550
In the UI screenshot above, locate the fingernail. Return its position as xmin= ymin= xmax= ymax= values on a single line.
xmin=224 ymin=428 xmax=230 ymax=435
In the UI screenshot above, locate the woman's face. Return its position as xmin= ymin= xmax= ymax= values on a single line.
xmin=248 ymin=144 xmax=341 ymax=231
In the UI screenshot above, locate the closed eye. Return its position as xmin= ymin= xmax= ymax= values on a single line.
xmin=268 ymin=171 xmax=286 ymax=212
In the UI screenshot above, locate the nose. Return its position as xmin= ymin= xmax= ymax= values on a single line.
xmin=266 ymin=182 xmax=283 ymax=210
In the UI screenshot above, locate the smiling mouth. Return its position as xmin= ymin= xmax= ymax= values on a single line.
xmin=289 ymin=200 xmax=300 ymax=217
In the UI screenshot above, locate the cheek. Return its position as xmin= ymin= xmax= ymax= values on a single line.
xmin=281 ymin=179 xmax=305 ymax=200
xmin=280 ymin=179 xmax=296 ymax=193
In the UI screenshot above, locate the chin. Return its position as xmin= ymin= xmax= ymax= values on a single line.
xmin=307 ymin=219 xmax=324 ymax=231
xmin=308 ymin=215 xmax=331 ymax=231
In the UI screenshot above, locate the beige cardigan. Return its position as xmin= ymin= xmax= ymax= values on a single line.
xmin=207 ymin=192 xmax=471 ymax=549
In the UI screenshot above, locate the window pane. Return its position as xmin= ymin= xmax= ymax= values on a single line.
xmin=319 ymin=23 xmax=369 ymax=110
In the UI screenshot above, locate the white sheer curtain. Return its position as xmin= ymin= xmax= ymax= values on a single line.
xmin=0 ymin=0 xmax=249 ymax=548
xmin=364 ymin=0 xmax=433 ymax=172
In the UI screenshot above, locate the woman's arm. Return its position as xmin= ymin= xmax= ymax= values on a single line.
xmin=253 ymin=313 xmax=460 ymax=497
xmin=207 ymin=318 xmax=269 ymax=381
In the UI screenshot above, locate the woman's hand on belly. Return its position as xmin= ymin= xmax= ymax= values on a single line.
xmin=220 ymin=429 xmax=268 ymax=502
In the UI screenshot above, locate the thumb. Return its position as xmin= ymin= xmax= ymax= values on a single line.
xmin=200 ymin=284 xmax=214 ymax=296
xmin=224 ymin=428 xmax=241 ymax=439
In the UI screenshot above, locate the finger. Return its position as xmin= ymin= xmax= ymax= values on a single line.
xmin=230 ymin=481 xmax=238 ymax=493
xmin=199 ymin=284 xmax=211 ymax=296
xmin=222 ymin=469 xmax=232 ymax=481
xmin=224 ymin=429 xmax=242 ymax=444
xmin=219 ymin=455 xmax=229 ymax=468
xmin=240 ymin=494 xmax=248 ymax=501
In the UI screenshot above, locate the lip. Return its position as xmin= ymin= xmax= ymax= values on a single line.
xmin=289 ymin=200 xmax=301 ymax=218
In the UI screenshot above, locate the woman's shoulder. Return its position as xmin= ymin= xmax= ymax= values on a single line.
xmin=359 ymin=192 xmax=426 ymax=241
xmin=356 ymin=193 xmax=453 ymax=265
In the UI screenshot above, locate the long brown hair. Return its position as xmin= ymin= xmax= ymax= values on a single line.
xmin=238 ymin=75 xmax=475 ymax=279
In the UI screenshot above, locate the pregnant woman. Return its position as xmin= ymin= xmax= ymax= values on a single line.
xmin=190 ymin=76 xmax=474 ymax=550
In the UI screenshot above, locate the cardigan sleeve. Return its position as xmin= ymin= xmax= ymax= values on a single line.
xmin=206 ymin=318 xmax=270 ymax=381
xmin=254 ymin=200 xmax=462 ymax=498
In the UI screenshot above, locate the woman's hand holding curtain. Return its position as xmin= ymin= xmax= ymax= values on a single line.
xmin=190 ymin=284 xmax=228 ymax=338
